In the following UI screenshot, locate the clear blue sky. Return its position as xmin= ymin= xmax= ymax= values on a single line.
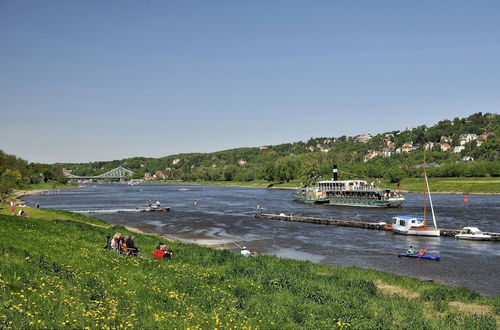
xmin=1 ymin=1 xmax=499 ymax=163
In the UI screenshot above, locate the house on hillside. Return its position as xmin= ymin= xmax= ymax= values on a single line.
xmin=462 ymin=156 xmax=474 ymax=162
xmin=355 ymin=134 xmax=372 ymax=143
xmin=237 ymin=159 xmax=247 ymax=165
xmin=440 ymin=136 xmax=452 ymax=144
xmin=383 ymin=138 xmax=394 ymax=147
xmin=172 ymin=159 xmax=181 ymax=165
xmin=155 ymin=171 xmax=166 ymax=180
xmin=424 ymin=142 xmax=435 ymax=151
xmin=383 ymin=148 xmax=394 ymax=157
xmin=453 ymin=146 xmax=465 ymax=153
xmin=259 ymin=146 xmax=268 ymax=150
xmin=144 ymin=173 xmax=155 ymax=181
xmin=440 ymin=143 xmax=452 ymax=152
xmin=402 ymin=142 xmax=414 ymax=153
xmin=364 ymin=150 xmax=382 ymax=162
xmin=459 ymin=134 xmax=478 ymax=146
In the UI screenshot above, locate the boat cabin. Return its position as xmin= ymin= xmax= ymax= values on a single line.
xmin=392 ymin=216 xmax=424 ymax=230
xmin=315 ymin=180 xmax=375 ymax=192
xmin=458 ymin=227 xmax=483 ymax=235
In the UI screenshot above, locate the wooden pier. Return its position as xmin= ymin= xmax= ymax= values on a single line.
xmin=74 ymin=206 xmax=170 ymax=214
xmin=255 ymin=213 xmax=500 ymax=240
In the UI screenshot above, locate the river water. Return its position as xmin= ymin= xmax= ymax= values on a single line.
xmin=23 ymin=184 xmax=500 ymax=296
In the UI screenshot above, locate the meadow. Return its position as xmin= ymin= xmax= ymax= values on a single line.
xmin=0 ymin=205 xmax=498 ymax=329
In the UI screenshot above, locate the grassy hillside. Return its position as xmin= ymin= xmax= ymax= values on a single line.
xmin=0 ymin=206 xmax=498 ymax=329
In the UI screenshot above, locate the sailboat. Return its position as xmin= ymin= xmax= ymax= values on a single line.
xmin=391 ymin=156 xmax=440 ymax=237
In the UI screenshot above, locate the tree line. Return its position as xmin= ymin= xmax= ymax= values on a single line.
xmin=0 ymin=150 xmax=67 ymax=199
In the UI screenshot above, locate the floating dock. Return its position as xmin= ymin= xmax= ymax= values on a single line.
xmin=255 ymin=213 xmax=500 ymax=241
xmin=74 ymin=207 xmax=170 ymax=214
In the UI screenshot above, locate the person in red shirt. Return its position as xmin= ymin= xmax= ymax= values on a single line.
xmin=153 ymin=243 xmax=173 ymax=259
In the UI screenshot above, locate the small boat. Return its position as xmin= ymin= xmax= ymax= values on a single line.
xmin=398 ymin=253 xmax=440 ymax=260
xmin=455 ymin=227 xmax=492 ymax=241
xmin=136 ymin=206 xmax=170 ymax=212
xmin=392 ymin=156 xmax=440 ymax=237
xmin=391 ymin=216 xmax=440 ymax=236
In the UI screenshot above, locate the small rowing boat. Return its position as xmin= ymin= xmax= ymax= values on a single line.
xmin=398 ymin=253 xmax=440 ymax=260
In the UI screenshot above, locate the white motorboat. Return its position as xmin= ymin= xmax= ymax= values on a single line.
xmin=455 ymin=227 xmax=492 ymax=241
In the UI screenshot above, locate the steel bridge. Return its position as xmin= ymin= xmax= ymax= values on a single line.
xmin=64 ymin=166 xmax=134 ymax=180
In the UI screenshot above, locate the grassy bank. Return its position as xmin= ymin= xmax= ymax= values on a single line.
xmin=383 ymin=177 xmax=500 ymax=194
xmin=0 ymin=206 xmax=498 ymax=329
xmin=143 ymin=177 xmax=500 ymax=194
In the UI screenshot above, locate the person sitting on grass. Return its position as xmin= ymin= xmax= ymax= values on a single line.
xmin=124 ymin=235 xmax=140 ymax=257
xmin=111 ymin=233 xmax=124 ymax=253
xmin=153 ymin=243 xmax=173 ymax=259
xmin=18 ymin=209 xmax=29 ymax=218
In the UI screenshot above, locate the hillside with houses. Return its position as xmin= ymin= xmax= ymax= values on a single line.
xmin=59 ymin=112 xmax=499 ymax=183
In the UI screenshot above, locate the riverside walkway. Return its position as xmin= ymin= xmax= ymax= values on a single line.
xmin=255 ymin=213 xmax=500 ymax=240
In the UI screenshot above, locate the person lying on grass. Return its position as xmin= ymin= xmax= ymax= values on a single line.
xmin=153 ymin=243 xmax=173 ymax=259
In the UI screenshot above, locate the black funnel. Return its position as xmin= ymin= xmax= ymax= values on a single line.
xmin=333 ymin=165 xmax=338 ymax=181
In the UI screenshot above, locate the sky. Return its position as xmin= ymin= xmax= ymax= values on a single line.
xmin=1 ymin=1 xmax=499 ymax=164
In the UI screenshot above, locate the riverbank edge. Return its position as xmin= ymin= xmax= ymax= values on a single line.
xmin=11 ymin=184 xmax=79 ymax=201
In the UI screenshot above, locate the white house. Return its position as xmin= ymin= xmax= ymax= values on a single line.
xmin=424 ymin=142 xmax=434 ymax=151
xmin=355 ymin=134 xmax=372 ymax=143
xmin=459 ymin=134 xmax=478 ymax=146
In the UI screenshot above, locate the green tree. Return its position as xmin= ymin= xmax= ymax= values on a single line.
xmin=300 ymin=159 xmax=320 ymax=185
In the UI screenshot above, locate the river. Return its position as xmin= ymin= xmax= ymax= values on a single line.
xmin=23 ymin=184 xmax=500 ymax=296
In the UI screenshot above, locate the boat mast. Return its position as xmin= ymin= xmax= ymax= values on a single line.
xmin=422 ymin=153 xmax=438 ymax=229
xmin=424 ymin=166 xmax=438 ymax=229
xmin=423 ymin=154 xmax=427 ymax=227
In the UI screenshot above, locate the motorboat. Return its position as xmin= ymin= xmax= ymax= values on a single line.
xmin=455 ymin=227 xmax=492 ymax=241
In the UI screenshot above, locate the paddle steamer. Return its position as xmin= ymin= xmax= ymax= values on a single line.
xmin=293 ymin=166 xmax=404 ymax=208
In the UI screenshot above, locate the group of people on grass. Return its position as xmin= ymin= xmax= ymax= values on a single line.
xmin=107 ymin=232 xmax=173 ymax=259
xmin=8 ymin=201 xmax=30 ymax=218
xmin=108 ymin=232 xmax=140 ymax=257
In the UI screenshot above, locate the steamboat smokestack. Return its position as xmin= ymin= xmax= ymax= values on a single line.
xmin=333 ymin=165 xmax=338 ymax=181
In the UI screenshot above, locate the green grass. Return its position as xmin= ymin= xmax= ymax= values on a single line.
xmin=382 ymin=177 xmax=500 ymax=194
xmin=0 ymin=206 xmax=498 ymax=329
